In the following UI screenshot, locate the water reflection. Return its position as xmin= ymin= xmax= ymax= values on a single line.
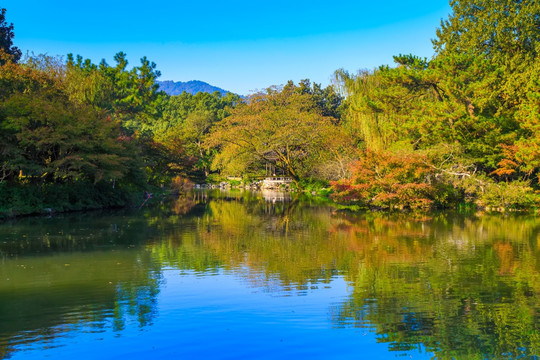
xmin=0 ymin=211 xmax=163 ymax=359
xmin=329 ymin=214 xmax=540 ymax=359
xmin=0 ymin=191 xmax=538 ymax=359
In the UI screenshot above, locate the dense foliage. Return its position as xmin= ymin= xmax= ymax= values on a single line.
xmin=1 ymin=0 xmax=539 ymax=215
xmin=0 ymin=8 xmax=238 ymax=216
xmin=206 ymin=80 xmax=351 ymax=182
xmin=332 ymin=0 xmax=540 ymax=210
xmin=0 ymin=8 xmax=21 ymax=64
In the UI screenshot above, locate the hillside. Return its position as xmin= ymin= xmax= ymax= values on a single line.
xmin=157 ymin=80 xmax=231 ymax=96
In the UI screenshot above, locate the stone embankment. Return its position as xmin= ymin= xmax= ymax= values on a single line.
xmin=195 ymin=177 xmax=294 ymax=191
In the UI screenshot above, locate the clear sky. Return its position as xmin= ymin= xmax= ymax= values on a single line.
xmin=2 ymin=0 xmax=451 ymax=95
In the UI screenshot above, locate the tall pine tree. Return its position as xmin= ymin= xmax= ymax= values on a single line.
xmin=0 ymin=8 xmax=21 ymax=64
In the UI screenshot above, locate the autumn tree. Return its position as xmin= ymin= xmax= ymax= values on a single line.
xmin=0 ymin=57 xmax=135 ymax=185
xmin=331 ymin=150 xmax=448 ymax=210
xmin=207 ymin=82 xmax=352 ymax=183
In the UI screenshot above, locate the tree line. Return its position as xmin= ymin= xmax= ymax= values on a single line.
xmin=0 ymin=11 xmax=239 ymax=215
xmin=1 ymin=0 xmax=539 ymax=215
xmin=332 ymin=0 xmax=539 ymax=210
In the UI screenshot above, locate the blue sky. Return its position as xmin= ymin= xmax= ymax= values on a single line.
xmin=3 ymin=0 xmax=451 ymax=94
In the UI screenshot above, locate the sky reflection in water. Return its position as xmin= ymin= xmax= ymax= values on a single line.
xmin=0 ymin=190 xmax=538 ymax=359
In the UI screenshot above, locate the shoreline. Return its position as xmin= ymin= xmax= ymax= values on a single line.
xmin=1 ymin=185 xmax=537 ymax=221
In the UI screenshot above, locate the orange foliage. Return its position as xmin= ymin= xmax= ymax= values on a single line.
xmin=170 ymin=175 xmax=194 ymax=193
xmin=331 ymin=150 xmax=436 ymax=210
xmin=491 ymin=145 xmax=521 ymax=177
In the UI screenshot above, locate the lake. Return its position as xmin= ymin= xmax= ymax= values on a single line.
xmin=0 ymin=190 xmax=538 ymax=359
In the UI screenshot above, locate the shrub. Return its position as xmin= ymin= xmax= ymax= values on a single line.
xmin=458 ymin=176 xmax=539 ymax=210
xmin=331 ymin=150 xmax=441 ymax=210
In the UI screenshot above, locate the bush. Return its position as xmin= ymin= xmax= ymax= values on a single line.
xmin=459 ymin=176 xmax=539 ymax=210
xmin=291 ymin=178 xmax=331 ymax=195
xmin=331 ymin=150 xmax=444 ymax=210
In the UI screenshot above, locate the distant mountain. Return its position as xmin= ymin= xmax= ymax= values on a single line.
xmin=157 ymin=80 xmax=231 ymax=96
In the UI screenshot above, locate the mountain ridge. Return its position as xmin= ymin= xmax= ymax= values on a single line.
xmin=157 ymin=80 xmax=232 ymax=96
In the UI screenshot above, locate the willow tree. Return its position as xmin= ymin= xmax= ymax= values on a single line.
xmin=334 ymin=56 xmax=459 ymax=153
xmin=338 ymin=0 xmax=538 ymax=159
xmin=335 ymin=68 xmax=391 ymax=151
xmin=206 ymin=83 xmax=350 ymax=183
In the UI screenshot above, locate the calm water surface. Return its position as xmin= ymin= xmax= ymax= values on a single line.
xmin=0 ymin=190 xmax=539 ymax=359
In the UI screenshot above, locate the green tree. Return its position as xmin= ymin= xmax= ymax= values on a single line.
xmin=65 ymin=52 xmax=163 ymax=130
xmin=65 ymin=54 xmax=114 ymax=109
xmin=0 ymin=55 xmax=136 ymax=185
xmin=0 ymin=8 xmax=21 ymax=64
xmin=433 ymin=0 xmax=540 ymax=112
xmin=333 ymin=0 xmax=539 ymax=209
xmin=295 ymin=79 xmax=344 ymax=119
xmin=64 ymin=52 xmax=169 ymax=185
xmin=432 ymin=0 xmax=540 ymax=179
xmin=152 ymin=91 xmax=240 ymax=180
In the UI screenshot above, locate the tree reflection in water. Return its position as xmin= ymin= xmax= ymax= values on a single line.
xmin=150 ymin=194 xmax=540 ymax=359
xmin=330 ymin=214 xmax=540 ymax=359
xmin=0 ymin=191 xmax=538 ymax=359
xmin=0 ymin=210 xmax=163 ymax=358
